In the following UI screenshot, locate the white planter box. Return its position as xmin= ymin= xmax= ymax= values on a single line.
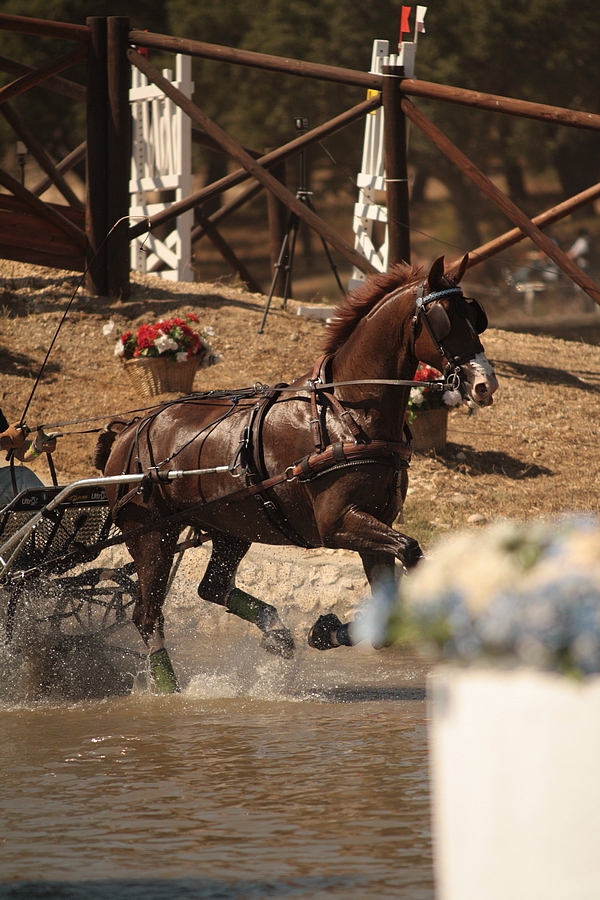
xmin=429 ymin=667 xmax=600 ymax=900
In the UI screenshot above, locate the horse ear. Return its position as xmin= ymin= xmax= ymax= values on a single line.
xmin=454 ymin=253 xmax=470 ymax=285
xmin=427 ymin=256 xmax=445 ymax=289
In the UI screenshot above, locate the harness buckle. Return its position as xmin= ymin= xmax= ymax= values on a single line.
xmin=285 ymin=466 xmax=298 ymax=482
xmin=445 ymin=368 xmax=461 ymax=391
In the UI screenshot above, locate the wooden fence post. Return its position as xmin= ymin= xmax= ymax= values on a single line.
xmin=382 ymin=64 xmax=410 ymax=267
xmin=106 ymin=16 xmax=130 ymax=299
xmin=85 ymin=16 xmax=108 ymax=295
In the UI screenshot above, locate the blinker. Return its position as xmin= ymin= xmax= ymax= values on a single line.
xmin=462 ymin=297 xmax=488 ymax=334
xmin=427 ymin=302 xmax=451 ymax=339
xmin=472 ymin=299 xmax=488 ymax=334
xmin=428 ymin=295 xmax=488 ymax=336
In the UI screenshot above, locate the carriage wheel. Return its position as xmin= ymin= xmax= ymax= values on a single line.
xmin=1 ymin=563 xmax=143 ymax=699
xmin=46 ymin=562 xmax=140 ymax=650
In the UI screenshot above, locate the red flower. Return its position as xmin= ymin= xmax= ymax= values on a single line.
xmin=116 ymin=314 xmax=208 ymax=361
xmin=414 ymin=362 xmax=441 ymax=383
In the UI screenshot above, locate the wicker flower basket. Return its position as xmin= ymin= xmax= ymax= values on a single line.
xmin=122 ymin=356 xmax=201 ymax=398
xmin=409 ymin=408 xmax=448 ymax=452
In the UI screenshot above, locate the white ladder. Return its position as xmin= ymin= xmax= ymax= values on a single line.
xmin=129 ymin=54 xmax=193 ymax=282
xmin=349 ymin=10 xmax=426 ymax=290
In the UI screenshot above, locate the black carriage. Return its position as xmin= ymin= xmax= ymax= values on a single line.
xmin=0 ymin=479 xmax=142 ymax=695
xmin=0 ymin=457 xmax=224 ymax=698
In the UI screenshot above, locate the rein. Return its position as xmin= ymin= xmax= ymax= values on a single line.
xmin=269 ymin=378 xmax=446 ymax=392
xmin=32 ymin=377 xmax=447 ymax=434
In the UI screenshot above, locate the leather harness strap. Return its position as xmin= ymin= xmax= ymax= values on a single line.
xmin=309 ymin=355 xmax=363 ymax=451
xmin=113 ymin=438 xmax=411 ymax=537
xmin=243 ymin=384 xmax=314 ymax=548
xmin=111 ymin=360 xmax=413 ymax=546
xmin=309 ymin=354 xmax=327 ymax=450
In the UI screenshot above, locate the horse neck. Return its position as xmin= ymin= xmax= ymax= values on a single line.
xmin=330 ymin=287 xmax=418 ymax=439
xmin=331 ymin=286 xmax=417 ymax=384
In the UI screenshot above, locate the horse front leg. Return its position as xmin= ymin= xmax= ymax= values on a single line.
xmin=308 ymin=508 xmax=422 ymax=652
xmin=124 ymin=522 xmax=180 ymax=692
xmin=323 ymin=508 xmax=423 ymax=569
xmin=198 ymin=531 xmax=295 ymax=659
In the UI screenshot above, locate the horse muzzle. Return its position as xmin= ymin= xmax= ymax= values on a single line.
xmin=461 ymin=353 xmax=499 ymax=408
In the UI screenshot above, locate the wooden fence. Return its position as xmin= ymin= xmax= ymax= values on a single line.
xmin=0 ymin=11 xmax=599 ymax=304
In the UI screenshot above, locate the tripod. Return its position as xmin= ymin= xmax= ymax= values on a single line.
xmin=258 ymin=134 xmax=345 ymax=334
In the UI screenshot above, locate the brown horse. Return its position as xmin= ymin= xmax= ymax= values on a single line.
xmin=95 ymin=256 xmax=497 ymax=690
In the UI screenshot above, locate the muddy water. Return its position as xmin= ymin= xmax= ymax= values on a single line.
xmin=0 ymin=638 xmax=433 ymax=900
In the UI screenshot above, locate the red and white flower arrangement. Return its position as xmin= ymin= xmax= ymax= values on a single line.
xmin=406 ymin=362 xmax=462 ymax=422
xmin=107 ymin=314 xmax=211 ymax=365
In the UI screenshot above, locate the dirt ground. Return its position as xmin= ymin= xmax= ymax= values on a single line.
xmin=1 ymin=259 xmax=600 ymax=551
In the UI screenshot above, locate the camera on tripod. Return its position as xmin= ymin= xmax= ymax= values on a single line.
xmin=258 ymin=114 xmax=344 ymax=333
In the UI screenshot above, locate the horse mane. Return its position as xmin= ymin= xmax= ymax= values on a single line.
xmin=322 ymin=262 xmax=423 ymax=355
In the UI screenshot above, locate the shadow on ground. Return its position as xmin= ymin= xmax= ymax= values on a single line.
xmin=434 ymin=443 xmax=553 ymax=479
xmin=493 ymin=359 xmax=600 ymax=393
xmin=0 ymin=347 xmax=61 ymax=380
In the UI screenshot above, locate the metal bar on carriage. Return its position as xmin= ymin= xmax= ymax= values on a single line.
xmin=0 ymin=466 xmax=230 ymax=580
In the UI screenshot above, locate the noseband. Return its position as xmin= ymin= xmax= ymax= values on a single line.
xmin=409 ymin=283 xmax=488 ymax=378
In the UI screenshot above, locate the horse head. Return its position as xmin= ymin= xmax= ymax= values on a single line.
xmin=412 ymin=255 xmax=498 ymax=407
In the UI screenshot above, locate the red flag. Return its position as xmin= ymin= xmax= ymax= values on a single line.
xmin=137 ymin=28 xmax=149 ymax=59
xmin=400 ymin=6 xmax=411 ymax=41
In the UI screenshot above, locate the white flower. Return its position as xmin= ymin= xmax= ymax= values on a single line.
xmin=204 ymin=325 xmax=216 ymax=336
xmin=114 ymin=340 xmax=125 ymax=357
xmin=443 ymin=389 xmax=462 ymax=407
xmin=154 ymin=333 xmax=179 ymax=354
xmin=103 ymin=319 xmax=115 ymax=336
xmin=175 ymin=351 xmax=188 ymax=363
xmin=410 ymin=387 xmax=425 ymax=406
xmin=397 ymin=517 xmax=600 ymax=675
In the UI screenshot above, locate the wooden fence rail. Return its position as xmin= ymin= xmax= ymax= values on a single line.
xmin=402 ymin=97 xmax=600 ymax=304
xmin=129 ymin=30 xmax=600 ymax=134
xmin=0 ymin=11 xmax=599 ymax=302
xmin=0 ymin=13 xmax=88 ymax=42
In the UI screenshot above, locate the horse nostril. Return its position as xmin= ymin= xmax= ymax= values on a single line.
xmin=475 ymin=383 xmax=489 ymax=396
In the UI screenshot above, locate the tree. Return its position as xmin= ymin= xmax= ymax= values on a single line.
xmin=414 ymin=0 xmax=600 ymax=245
xmin=0 ymin=0 xmax=169 ymax=169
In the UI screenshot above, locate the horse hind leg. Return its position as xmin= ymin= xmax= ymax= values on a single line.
xmin=198 ymin=532 xmax=295 ymax=659
xmin=126 ymin=523 xmax=180 ymax=692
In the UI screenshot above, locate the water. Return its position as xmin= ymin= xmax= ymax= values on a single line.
xmin=0 ymin=638 xmax=433 ymax=900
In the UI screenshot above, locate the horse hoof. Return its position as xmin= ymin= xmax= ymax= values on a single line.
xmin=308 ymin=613 xmax=342 ymax=650
xmin=260 ymin=628 xmax=295 ymax=659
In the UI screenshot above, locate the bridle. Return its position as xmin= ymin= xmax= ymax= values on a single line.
xmin=410 ymin=282 xmax=488 ymax=381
